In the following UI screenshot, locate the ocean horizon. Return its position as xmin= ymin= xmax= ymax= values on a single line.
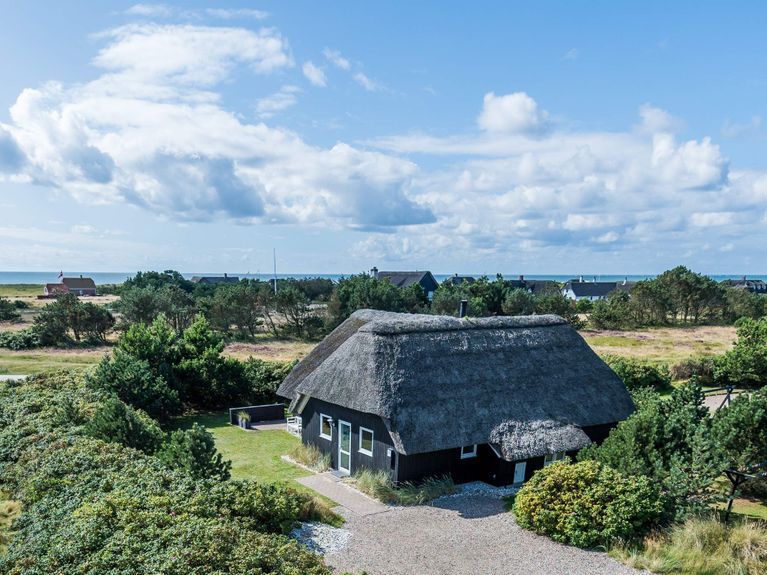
xmin=0 ymin=271 xmax=764 ymax=286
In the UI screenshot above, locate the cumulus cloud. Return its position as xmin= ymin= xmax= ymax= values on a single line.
xmin=1 ymin=23 xmax=431 ymax=229
xmin=477 ymin=92 xmax=549 ymax=134
xmin=302 ymin=61 xmax=327 ymax=87
xmin=638 ymin=103 xmax=682 ymax=134
xmin=323 ymin=47 xmax=350 ymax=70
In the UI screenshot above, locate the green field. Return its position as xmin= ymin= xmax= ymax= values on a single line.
xmin=0 ymin=285 xmax=41 ymax=298
xmin=169 ymin=412 xmax=336 ymax=506
xmin=0 ymin=349 xmax=106 ymax=375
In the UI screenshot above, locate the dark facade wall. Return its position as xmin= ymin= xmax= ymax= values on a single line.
xmin=301 ymin=398 xmax=396 ymax=477
xmin=229 ymin=403 xmax=285 ymax=424
xmin=299 ymin=399 xmax=621 ymax=486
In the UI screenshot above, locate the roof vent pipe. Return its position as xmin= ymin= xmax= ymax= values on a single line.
xmin=458 ymin=299 xmax=468 ymax=318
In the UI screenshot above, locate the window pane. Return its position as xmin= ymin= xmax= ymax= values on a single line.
xmin=361 ymin=429 xmax=373 ymax=453
xmin=321 ymin=416 xmax=331 ymax=437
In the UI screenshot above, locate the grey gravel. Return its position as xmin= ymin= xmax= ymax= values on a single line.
xmin=435 ymin=480 xmax=520 ymax=500
xmin=291 ymin=521 xmax=351 ymax=555
xmin=327 ymin=494 xmax=649 ymax=575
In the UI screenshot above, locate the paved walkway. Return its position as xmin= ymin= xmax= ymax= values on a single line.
xmin=250 ymin=419 xmax=287 ymax=431
xmin=296 ymin=472 xmax=390 ymax=516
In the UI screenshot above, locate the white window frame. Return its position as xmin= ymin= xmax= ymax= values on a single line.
xmin=543 ymin=450 xmax=566 ymax=466
xmin=460 ymin=444 xmax=477 ymax=459
xmin=358 ymin=426 xmax=374 ymax=457
xmin=319 ymin=413 xmax=332 ymax=440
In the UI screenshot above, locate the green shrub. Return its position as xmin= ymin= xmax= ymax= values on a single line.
xmin=352 ymin=469 xmax=455 ymax=505
xmin=289 ymin=443 xmax=330 ymax=472
xmin=670 ymin=355 xmax=717 ymax=384
xmin=241 ymin=357 xmax=293 ymax=405
xmin=85 ymin=397 xmax=164 ymax=454
xmin=87 ymin=351 xmax=181 ymax=420
xmin=0 ymin=329 xmax=39 ymax=350
xmin=716 ymin=318 xmax=767 ymax=388
xmin=611 ymin=516 xmax=767 ymax=575
xmin=605 ymin=355 xmax=672 ymax=391
xmin=0 ymin=297 xmax=21 ymax=322
xmin=513 ymin=460 xmax=663 ymax=548
xmin=157 ymin=423 xmax=232 ymax=481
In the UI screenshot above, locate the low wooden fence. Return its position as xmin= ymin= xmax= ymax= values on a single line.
xmin=228 ymin=403 xmax=286 ymax=425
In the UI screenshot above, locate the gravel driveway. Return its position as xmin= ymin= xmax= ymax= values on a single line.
xmin=325 ymin=494 xmax=648 ymax=575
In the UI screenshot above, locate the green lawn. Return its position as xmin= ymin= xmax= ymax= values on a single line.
xmin=0 ymin=349 xmax=106 ymax=375
xmin=169 ymin=413 xmax=336 ymax=506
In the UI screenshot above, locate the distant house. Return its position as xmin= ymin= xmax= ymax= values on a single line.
xmin=62 ymin=276 xmax=97 ymax=296
xmin=507 ymin=275 xmax=561 ymax=296
xmin=372 ymin=268 xmax=439 ymax=300
xmin=43 ymin=283 xmax=69 ymax=297
xmin=277 ymin=310 xmax=634 ymax=486
xmin=722 ymin=277 xmax=767 ymax=295
xmin=563 ymin=277 xmax=633 ymax=301
xmin=190 ymin=274 xmax=240 ymax=285
xmin=447 ymin=274 xmax=476 ymax=286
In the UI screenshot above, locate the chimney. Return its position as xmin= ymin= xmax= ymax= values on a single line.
xmin=593 ymin=276 xmax=597 ymax=283
xmin=370 ymin=266 xmax=379 ymax=279
xmin=458 ymin=299 xmax=468 ymax=318
xmin=224 ymin=272 xmax=228 ymax=278
xmin=579 ymin=275 xmax=584 ymax=282
xmin=80 ymin=274 xmax=83 ymax=279
xmin=519 ymin=274 xmax=524 ymax=281
xmin=623 ymin=276 xmax=627 ymax=285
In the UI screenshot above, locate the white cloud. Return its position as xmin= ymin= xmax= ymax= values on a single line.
xmin=354 ymin=72 xmax=379 ymax=92
xmin=323 ymin=47 xmax=350 ymax=70
xmin=256 ymin=85 xmax=299 ymax=119
xmin=690 ymin=211 xmax=736 ymax=227
xmin=638 ymin=104 xmax=682 ymax=134
xmin=1 ymin=23 xmax=431 ymax=230
xmin=477 ymin=92 xmax=549 ymax=134
xmin=302 ymin=61 xmax=327 ymax=87
xmin=125 ymin=3 xmax=174 ymax=17
xmin=205 ymin=8 xmax=268 ymax=20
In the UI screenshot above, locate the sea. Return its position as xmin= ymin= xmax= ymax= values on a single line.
xmin=0 ymin=271 xmax=765 ymax=285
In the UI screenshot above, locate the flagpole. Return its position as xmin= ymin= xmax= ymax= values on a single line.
xmin=273 ymin=248 xmax=277 ymax=295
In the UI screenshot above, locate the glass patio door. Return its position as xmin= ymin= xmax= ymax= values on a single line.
xmin=338 ymin=420 xmax=352 ymax=475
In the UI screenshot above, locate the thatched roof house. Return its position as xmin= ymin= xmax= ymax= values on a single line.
xmin=278 ymin=310 xmax=633 ymax=485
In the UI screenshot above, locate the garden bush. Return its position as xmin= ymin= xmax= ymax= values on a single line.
xmin=87 ymin=351 xmax=181 ymax=420
xmin=670 ymin=355 xmax=716 ymax=384
xmin=157 ymin=423 xmax=232 ymax=481
xmin=513 ymin=460 xmax=663 ymax=548
xmin=85 ymin=396 xmax=164 ymax=454
xmin=0 ymin=329 xmax=39 ymax=350
xmin=605 ymin=355 xmax=672 ymax=391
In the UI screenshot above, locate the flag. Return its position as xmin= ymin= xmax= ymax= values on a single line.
xmin=58 ymin=271 xmax=63 ymax=280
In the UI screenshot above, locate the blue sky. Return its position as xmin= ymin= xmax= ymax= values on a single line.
xmin=0 ymin=1 xmax=766 ymax=275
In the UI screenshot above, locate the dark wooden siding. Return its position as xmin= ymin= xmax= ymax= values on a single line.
xmin=301 ymin=398 xmax=396 ymax=477
xmin=299 ymin=401 xmax=619 ymax=486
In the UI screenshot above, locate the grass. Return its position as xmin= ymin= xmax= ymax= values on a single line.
xmin=351 ymin=468 xmax=456 ymax=505
xmin=610 ymin=516 xmax=767 ymax=575
xmin=223 ymin=335 xmax=317 ymax=363
xmin=0 ymin=494 xmax=21 ymax=555
xmin=168 ymin=412 xmax=340 ymax=517
xmin=0 ymin=348 xmax=106 ymax=375
xmin=581 ymin=325 xmax=737 ymax=366
xmin=0 ymin=285 xmax=41 ymax=298
xmin=289 ymin=443 xmax=331 ymax=472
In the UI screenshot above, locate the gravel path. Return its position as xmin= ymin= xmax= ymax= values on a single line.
xmin=325 ymin=494 xmax=648 ymax=575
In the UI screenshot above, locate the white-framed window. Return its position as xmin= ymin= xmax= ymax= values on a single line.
xmin=543 ymin=451 xmax=566 ymax=466
xmin=460 ymin=444 xmax=477 ymax=459
xmin=319 ymin=414 xmax=332 ymax=440
xmin=359 ymin=426 xmax=374 ymax=456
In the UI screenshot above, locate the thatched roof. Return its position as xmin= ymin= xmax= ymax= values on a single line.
xmin=278 ymin=310 xmax=634 ymax=458
xmin=490 ymin=419 xmax=592 ymax=460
